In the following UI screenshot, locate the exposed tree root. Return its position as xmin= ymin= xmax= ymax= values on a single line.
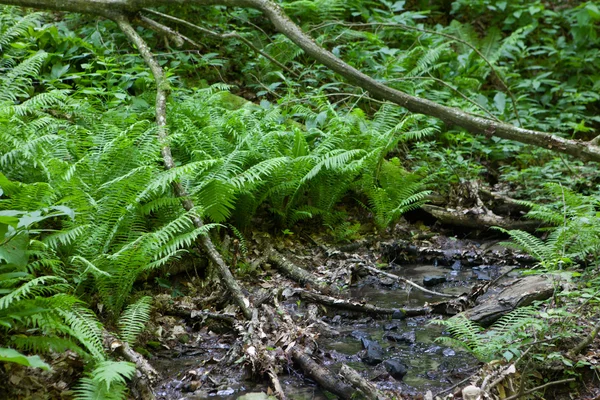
xmin=362 ymin=264 xmax=456 ymax=298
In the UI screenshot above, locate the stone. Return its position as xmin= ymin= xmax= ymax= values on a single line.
xmin=462 ymin=385 xmax=481 ymax=400
xmin=384 ymin=331 xmax=415 ymax=345
xmin=460 ymin=275 xmax=558 ymax=326
xmin=350 ymin=330 xmax=369 ymax=341
xmin=237 ymin=393 xmax=277 ymax=400
xmin=451 ymin=260 xmax=462 ymax=270
xmin=360 ymin=340 xmax=384 ymax=365
xmin=423 ymin=275 xmax=446 ymax=287
xmin=383 ymin=359 xmax=408 ymax=380
xmin=442 ymin=348 xmax=456 ymax=357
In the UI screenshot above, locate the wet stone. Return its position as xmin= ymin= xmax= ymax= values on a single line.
xmin=383 ymin=359 xmax=408 ymax=380
xmin=360 ymin=340 xmax=384 ymax=365
xmin=384 ymin=322 xmax=400 ymax=331
xmin=423 ymin=275 xmax=446 ymax=287
xmin=442 ymin=348 xmax=456 ymax=357
xmin=384 ymin=331 xmax=416 ymax=345
xmin=451 ymin=260 xmax=462 ymax=270
xmin=350 ymin=330 xmax=369 ymax=340
xmin=216 ymin=388 xmax=235 ymax=396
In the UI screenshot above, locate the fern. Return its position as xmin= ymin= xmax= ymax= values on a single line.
xmin=432 ymin=306 xmax=540 ymax=362
xmin=118 ymin=296 xmax=152 ymax=345
xmin=74 ymin=361 xmax=136 ymax=400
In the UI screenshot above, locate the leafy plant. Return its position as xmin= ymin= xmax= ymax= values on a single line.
xmin=432 ymin=306 xmax=542 ymax=363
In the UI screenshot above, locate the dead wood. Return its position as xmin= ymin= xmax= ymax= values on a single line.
xmin=293 ymin=288 xmax=431 ymax=317
xmin=306 ymin=303 xmax=340 ymax=337
xmin=362 ymin=264 xmax=456 ymax=298
xmin=115 ymin=14 xmax=253 ymax=321
xmin=290 ymin=346 xmax=357 ymax=399
xmin=339 ymin=364 xmax=385 ymax=400
xmin=569 ymin=320 xmax=600 ymax=358
xmin=422 ymin=205 xmax=541 ymax=231
xmin=103 ymin=331 xmax=158 ymax=399
xmin=267 ymin=248 xmax=330 ymax=293
xmin=478 ymin=189 xmax=531 ymax=216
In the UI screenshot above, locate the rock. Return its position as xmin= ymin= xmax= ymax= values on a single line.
xmin=216 ymin=388 xmax=235 ymax=396
xmin=350 ymin=330 xmax=369 ymax=340
xmin=451 ymin=260 xmax=462 ymax=270
xmin=384 ymin=322 xmax=400 ymax=331
xmin=237 ymin=393 xmax=277 ymax=400
xmin=360 ymin=340 xmax=384 ymax=365
xmin=423 ymin=275 xmax=446 ymax=287
xmin=384 ymin=331 xmax=415 ymax=345
xmin=462 ymin=385 xmax=481 ymax=400
xmin=392 ymin=310 xmax=406 ymax=319
xmin=460 ymin=275 xmax=558 ymax=326
xmin=380 ymin=277 xmax=396 ymax=286
xmin=442 ymin=348 xmax=456 ymax=357
xmin=383 ymin=359 xmax=408 ymax=380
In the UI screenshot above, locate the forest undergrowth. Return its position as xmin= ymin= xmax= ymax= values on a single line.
xmin=1 ymin=1 xmax=599 ymax=399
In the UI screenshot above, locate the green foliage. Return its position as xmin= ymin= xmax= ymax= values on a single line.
xmin=498 ymin=184 xmax=600 ymax=270
xmin=432 ymin=307 xmax=542 ymax=363
xmin=118 ymin=296 xmax=153 ymax=345
xmin=74 ymin=361 xmax=136 ymax=400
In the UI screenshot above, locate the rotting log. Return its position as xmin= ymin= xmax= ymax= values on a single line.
xmin=422 ymin=205 xmax=542 ymax=231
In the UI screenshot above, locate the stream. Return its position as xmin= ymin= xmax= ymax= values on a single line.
xmin=153 ymin=259 xmax=507 ymax=399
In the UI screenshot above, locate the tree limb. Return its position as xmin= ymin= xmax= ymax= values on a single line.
xmin=6 ymin=0 xmax=600 ymax=162
xmin=114 ymin=14 xmax=253 ymax=320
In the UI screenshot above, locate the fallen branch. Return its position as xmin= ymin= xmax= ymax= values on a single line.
xmin=290 ymin=346 xmax=356 ymax=399
xmin=115 ymin=14 xmax=253 ymax=320
xmin=362 ymin=264 xmax=456 ymax=298
xmin=569 ymin=320 xmax=600 ymax=358
xmin=104 ymin=331 xmax=158 ymax=399
xmin=339 ymin=364 xmax=385 ymax=400
xmin=267 ymin=248 xmax=330 ymax=293
xmin=293 ymin=288 xmax=431 ymax=318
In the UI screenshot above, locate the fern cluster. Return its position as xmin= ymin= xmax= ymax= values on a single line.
xmin=432 ymin=306 xmax=542 ymax=363
xmin=498 ymin=184 xmax=600 ymax=270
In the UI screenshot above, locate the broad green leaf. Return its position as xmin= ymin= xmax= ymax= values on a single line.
xmin=0 ymin=233 xmax=29 ymax=268
xmin=494 ymin=92 xmax=507 ymax=114
xmin=0 ymin=348 xmax=51 ymax=370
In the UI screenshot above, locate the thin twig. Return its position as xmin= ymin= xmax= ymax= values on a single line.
xmin=141 ymin=8 xmax=298 ymax=77
xmin=434 ymin=371 xmax=479 ymax=397
xmin=363 ymin=264 xmax=456 ymax=298
xmin=503 ymin=378 xmax=576 ymax=400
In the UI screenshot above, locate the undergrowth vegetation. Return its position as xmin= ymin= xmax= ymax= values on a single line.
xmin=0 ymin=0 xmax=599 ymax=397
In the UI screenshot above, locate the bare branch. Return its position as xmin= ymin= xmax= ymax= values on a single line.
xmin=141 ymin=8 xmax=298 ymax=77
xmin=114 ymin=14 xmax=253 ymax=320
